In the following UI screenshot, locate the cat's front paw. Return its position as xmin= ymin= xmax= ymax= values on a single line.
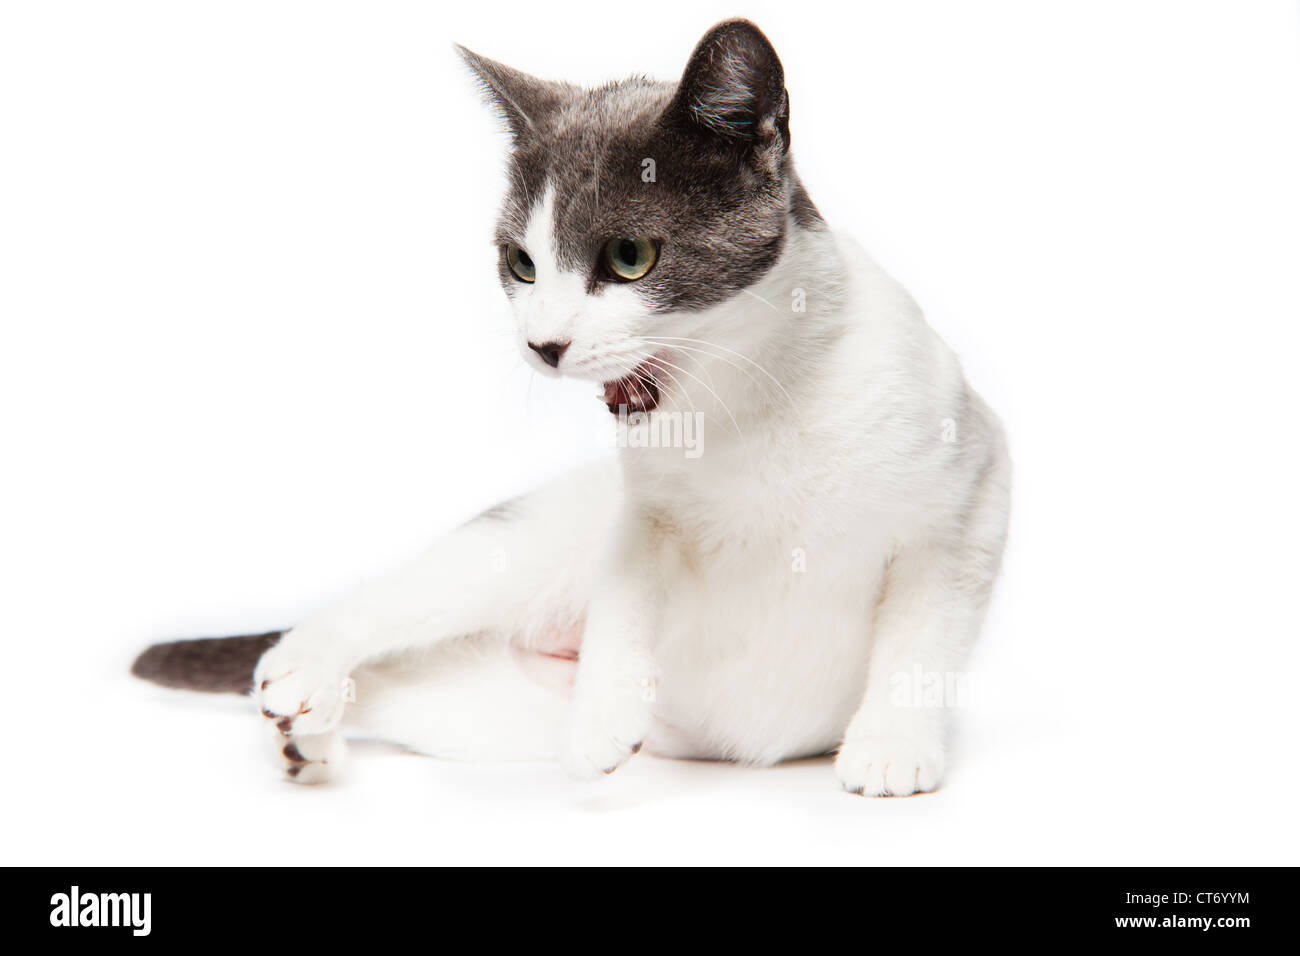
xmin=835 ymin=734 xmax=944 ymax=797
xmin=253 ymin=641 xmax=351 ymax=737
xmin=560 ymin=689 xmax=653 ymax=779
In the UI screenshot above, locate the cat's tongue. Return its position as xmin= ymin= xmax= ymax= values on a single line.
xmin=602 ymin=360 xmax=662 ymax=415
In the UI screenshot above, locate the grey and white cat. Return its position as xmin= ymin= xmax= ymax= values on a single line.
xmin=134 ymin=19 xmax=1010 ymax=796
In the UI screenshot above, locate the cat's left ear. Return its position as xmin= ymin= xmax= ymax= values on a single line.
xmin=661 ymin=19 xmax=791 ymax=157
xmin=455 ymin=45 xmax=569 ymax=142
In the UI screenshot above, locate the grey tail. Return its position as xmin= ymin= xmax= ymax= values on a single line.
xmin=131 ymin=631 xmax=283 ymax=695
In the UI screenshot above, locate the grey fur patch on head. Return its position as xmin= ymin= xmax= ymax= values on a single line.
xmin=454 ymin=44 xmax=577 ymax=144
xmin=457 ymin=19 xmax=826 ymax=314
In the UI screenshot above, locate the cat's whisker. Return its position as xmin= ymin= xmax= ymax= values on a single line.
xmin=644 ymin=359 xmax=696 ymax=420
xmin=652 ymin=339 xmax=724 ymax=400
xmin=642 ymin=338 xmax=765 ymax=400
xmin=628 ymin=341 xmax=720 ymax=416
xmin=642 ymin=339 xmax=790 ymax=427
xmin=649 ymin=354 xmax=744 ymax=440
xmin=643 ymin=334 xmax=797 ymax=409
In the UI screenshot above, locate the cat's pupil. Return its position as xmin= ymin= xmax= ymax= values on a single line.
xmin=517 ymin=249 xmax=533 ymax=267
xmin=618 ymin=240 xmax=637 ymax=264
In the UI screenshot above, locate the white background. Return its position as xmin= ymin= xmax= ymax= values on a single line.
xmin=2 ymin=1 xmax=1298 ymax=865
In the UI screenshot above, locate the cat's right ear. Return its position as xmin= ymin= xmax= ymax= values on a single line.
xmin=454 ymin=45 xmax=568 ymax=142
xmin=660 ymin=19 xmax=791 ymax=157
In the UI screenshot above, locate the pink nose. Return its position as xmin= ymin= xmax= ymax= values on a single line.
xmin=528 ymin=340 xmax=569 ymax=368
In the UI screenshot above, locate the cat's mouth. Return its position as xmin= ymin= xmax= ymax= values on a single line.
xmin=601 ymin=357 xmax=664 ymax=415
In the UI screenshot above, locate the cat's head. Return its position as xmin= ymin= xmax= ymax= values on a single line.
xmin=458 ymin=19 xmax=820 ymax=413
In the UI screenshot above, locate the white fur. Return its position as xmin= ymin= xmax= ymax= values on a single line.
xmin=513 ymin=184 xmax=650 ymax=381
xmin=254 ymin=179 xmax=1011 ymax=796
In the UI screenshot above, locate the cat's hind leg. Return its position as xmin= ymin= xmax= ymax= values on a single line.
xmin=255 ymin=459 xmax=617 ymax=745
xmin=343 ymin=632 xmax=573 ymax=763
xmin=266 ymin=632 xmax=573 ymax=781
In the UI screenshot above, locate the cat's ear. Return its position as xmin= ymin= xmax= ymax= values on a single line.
xmin=661 ymin=19 xmax=791 ymax=156
xmin=455 ymin=45 xmax=568 ymax=142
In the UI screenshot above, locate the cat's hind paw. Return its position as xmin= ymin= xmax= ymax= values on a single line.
xmin=835 ymin=735 xmax=944 ymax=797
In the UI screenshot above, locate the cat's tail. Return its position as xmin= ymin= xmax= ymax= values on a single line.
xmin=131 ymin=631 xmax=283 ymax=695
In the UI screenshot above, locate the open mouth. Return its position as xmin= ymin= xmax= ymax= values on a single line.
xmin=601 ymin=357 xmax=663 ymax=415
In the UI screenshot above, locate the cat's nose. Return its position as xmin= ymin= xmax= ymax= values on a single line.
xmin=528 ymin=340 xmax=570 ymax=368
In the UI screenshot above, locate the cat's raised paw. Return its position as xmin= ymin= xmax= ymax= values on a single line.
xmin=253 ymin=645 xmax=350 ymax=737
xmin=835 ymin=734 xmax=944 ymax=797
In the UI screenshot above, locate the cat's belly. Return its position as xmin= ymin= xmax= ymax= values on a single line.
xmin=643 ymin=572 xmax=875 ymax=765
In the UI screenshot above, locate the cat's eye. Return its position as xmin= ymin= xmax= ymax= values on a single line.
xmin=506 ymin=243 xmax=535 ymax=283
xmin=603 ymin=237 xmax=658 ymax=281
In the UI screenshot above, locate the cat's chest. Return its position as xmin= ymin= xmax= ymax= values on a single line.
xmin=637 ymin=431 xmax=875 ymax=539
xmin=650 ymin=471 xmax=889 ymax=660
xmin=628 ymin=429 xmax=897 ymax=761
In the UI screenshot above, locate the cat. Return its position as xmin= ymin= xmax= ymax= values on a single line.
xmin=133 ymin=19 xmax=1011 ymax=796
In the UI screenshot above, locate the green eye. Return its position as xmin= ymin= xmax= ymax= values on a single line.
xmin=506 ymin=243 xmax=535 ymax=282
xmin=604 ymin=236 xmax=658 ymax=281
